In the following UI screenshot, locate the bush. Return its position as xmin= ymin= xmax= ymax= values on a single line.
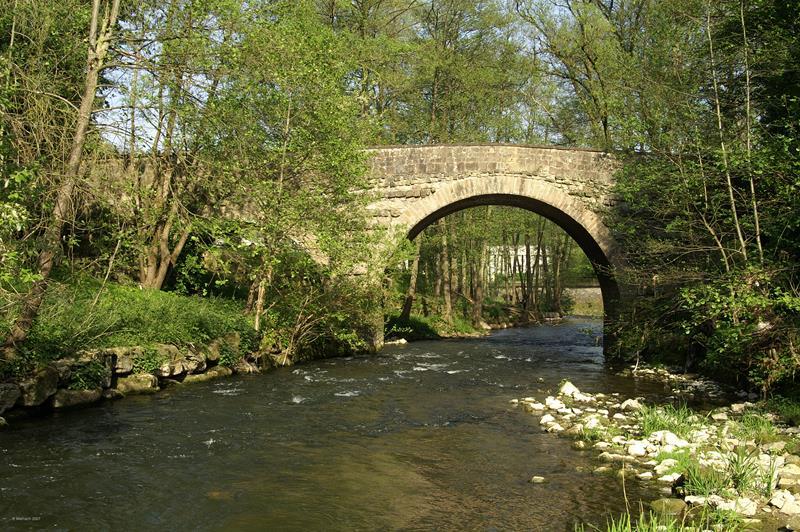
xmin=67 ymin=361 xmax=107 ymax=390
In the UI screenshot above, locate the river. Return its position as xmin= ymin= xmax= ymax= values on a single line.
xmin=1 ymin=319 xmax=672 ymax=530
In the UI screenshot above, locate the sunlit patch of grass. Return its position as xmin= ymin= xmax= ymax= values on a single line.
xmin=574 ymin=505 xmax=745 ymax=531
xmin=731 ymin=413 xmax=779 ymax=444
xmin=766 ymin=397 xmax=800 ymax=427
xmin=637 ymin=403 xmax=696 ymax=438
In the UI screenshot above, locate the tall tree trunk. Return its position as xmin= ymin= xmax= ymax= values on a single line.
xmin=3 ymin=0 xmax=121 ymax=359
xmin=400 ymin=239 xmax=422 ymax=321
xmin=706 ymin=8 xmax=748 ymax=261
xmin=471 ymin=240 xmax=486 ymax=327
xmin=440 ymin=221 xmax=453 ymax=325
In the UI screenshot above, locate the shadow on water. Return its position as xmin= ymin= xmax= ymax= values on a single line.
xmin=0 ymin=319 xmax=672 ymax=531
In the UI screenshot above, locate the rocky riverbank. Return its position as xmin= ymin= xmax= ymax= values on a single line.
xmin=0 ymin=333 xmax=261 ymax=427
xmin=513 ymin=370 xmax=800 ymax=530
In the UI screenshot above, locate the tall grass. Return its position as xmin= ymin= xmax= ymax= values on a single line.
xmin=637 ymin=403 xmax=695 ymax=437
xmin=575 ymin=507 xmax=744 ymax=531
xmin=1 ymin=275 xmax=258 ymax=379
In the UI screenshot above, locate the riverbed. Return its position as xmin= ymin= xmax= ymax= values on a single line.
xmin=1 ymin=319 xmax=672 ymax=530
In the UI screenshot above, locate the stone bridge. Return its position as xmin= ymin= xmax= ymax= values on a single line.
xmin=363 ymin=144 xmax=624 ymax=347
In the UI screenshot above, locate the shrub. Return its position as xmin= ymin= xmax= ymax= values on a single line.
xmin=67 ymin=361 xmax=108 ymax=390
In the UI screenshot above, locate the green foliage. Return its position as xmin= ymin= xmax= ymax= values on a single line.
xmin=766 ymin=397 xmax=800 ymax=427
xmin=731 ymin=413 xmax=779 ymax=444
xmin=680 ymin=270 xmax=800 ymax=395
xmin=131 ymin=347 xmax=168 ymax=375
xmin=217 ymin=342 xmax=241 ymax=368
xmin=637 ymin=404 xmax=696 ymax=438
xmin=67 ymin=361 xmax=107 ymax=391
xmin=385 ymin=314 xmax=440 ymax=341
xmin=0 ymin=274 xmax=257 ymax=378
xmin=575 ymin=505 xmax=744 ymax=532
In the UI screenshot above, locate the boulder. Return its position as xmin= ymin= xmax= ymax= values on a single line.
xmin=233 ymin=360 xmax=260 ymax=375
xmin=115 ymin=373 xmax=159 ymax=395
xmin=109 ymin=347 xmax=143 ymax=375
xmin=102 ymin=388 xmax=124 ymax=400
xmin=620 ymin=398 xmax=643 ymax=411
xmin=53 ymin=388 xmax=102 ymax=409
xmin=545 ymin=396 xmax=566 ymax=410
xmin=650 ymin=498 xmax=687 ymax=517
xmin=153 ymin=345 xmax=187 ymax=378
xmin=18 ymin=366 xmax=59 ymax=406
xmin=0 ymin=383 xmax=20 ymax=414
xmin=559 ymin=380 xmax=581 ymax=398
xmin=786 ymin=515 xmax=800 ymax=531
xmin=627 ymin=443 xmax=648 ymax=457
xmin=183 ymin=365 xmax=233 ymax=385
xmin=522 ymin=402 xmax=545 ymax=413
xmin=183 ymin=351 xmax=207 ymax=374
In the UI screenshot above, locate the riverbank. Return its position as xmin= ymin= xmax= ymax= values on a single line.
xmin=514 ymin=367 xmax=800 ymax=530
xmin=0 ymin=275 xmax=266 ymax=426
xmin=0 ymin=332 xmax=266 ymax=427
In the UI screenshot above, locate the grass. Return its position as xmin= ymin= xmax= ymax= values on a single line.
xmin=575 ymin=506 xmax=744 ymax=531
xmin=384 ymin=312 xmax=481 ymax=341
xmin=637 ymin=403 xmax=696 ymax=438
xmin=731 ymin=413 xmax=779 ymax=444
xmin=0 ymin=274 xmax=259 ymax=380
xmin=766 ymin=397 xmax=800 ymax=426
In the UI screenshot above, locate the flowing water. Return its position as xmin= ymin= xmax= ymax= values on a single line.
xmin=1 ymin=319 xmax=673 ymax=531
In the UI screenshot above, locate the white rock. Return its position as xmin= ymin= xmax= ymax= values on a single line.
xmin=685 ymin=495 xmax=707 ymax=506
xmin=509 ymin=399 xmax=519 ymax=405
xmin=637 ymin=471 xmax=653 ymax=480
xmin=539 ymin=414 xmax=555 ymax=425
xmin=715 ymin=497 xmax=757 ymax=516
xmin=771 ymin=490 xmax=795 ymax=510
xmin=559 ymin=380 xmax=581 ymax=398
xmin=628 ymin=444 xmax=648 ymax=457
xmin=545 ymin=396 xmax=566 ymax=410
xmin=529 ymin=475 xmax=545 ymax=483
xmin=523 ymin=402 xmax=546 ymax=412
xmin=782 ymin=501 xmax=800 ymax=515
xmin=546 ymin=423 xmax=565 ymax=433
xmin=711 ymin=412 xmax=729 ymax=421
xmin=657 ymin=473 xmax=681 ymax=483
xmin=731 ymin=403 xmax=747 ymax=413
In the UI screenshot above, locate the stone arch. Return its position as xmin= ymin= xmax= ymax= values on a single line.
xmin=391 ymin=174 xmax=621 ymax=318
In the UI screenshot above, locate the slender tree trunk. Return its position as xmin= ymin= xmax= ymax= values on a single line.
xmin=706 ymin=8 xmax=748 ymax=261
xmin=3 ymin=0 xmax=121 ymax=358
xmin=440 ymin=221 xmax=453 ymax=325
xmin=740 ymin=0 xmax=763 ymax=263
xmin=400 ymin=239 xmax=422 ymax=321
xmin=471 ymin=240 xmax=486 ymax=327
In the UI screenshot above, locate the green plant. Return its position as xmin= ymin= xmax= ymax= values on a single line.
xmin=725 ymin=447 xmax=759 ymax=493
xmin=682 ymin=461 xmax=730 ymax=498
xmin=132 ymin=346 xmax=168 ymax=375
xmin=732 ymin=413 xmax=779 ymax=444
xmin=767 ymin=397 xmax=800 ymax=427
xmin=638 ymin=403 xmax=695 ymax=438
xmin=67 ymin=361 xmax=108 ymax=390
xmin=574 ymin=505 xmax=744 ymax=531
xmin=218 ymin=341 xmax=241 ymax=368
